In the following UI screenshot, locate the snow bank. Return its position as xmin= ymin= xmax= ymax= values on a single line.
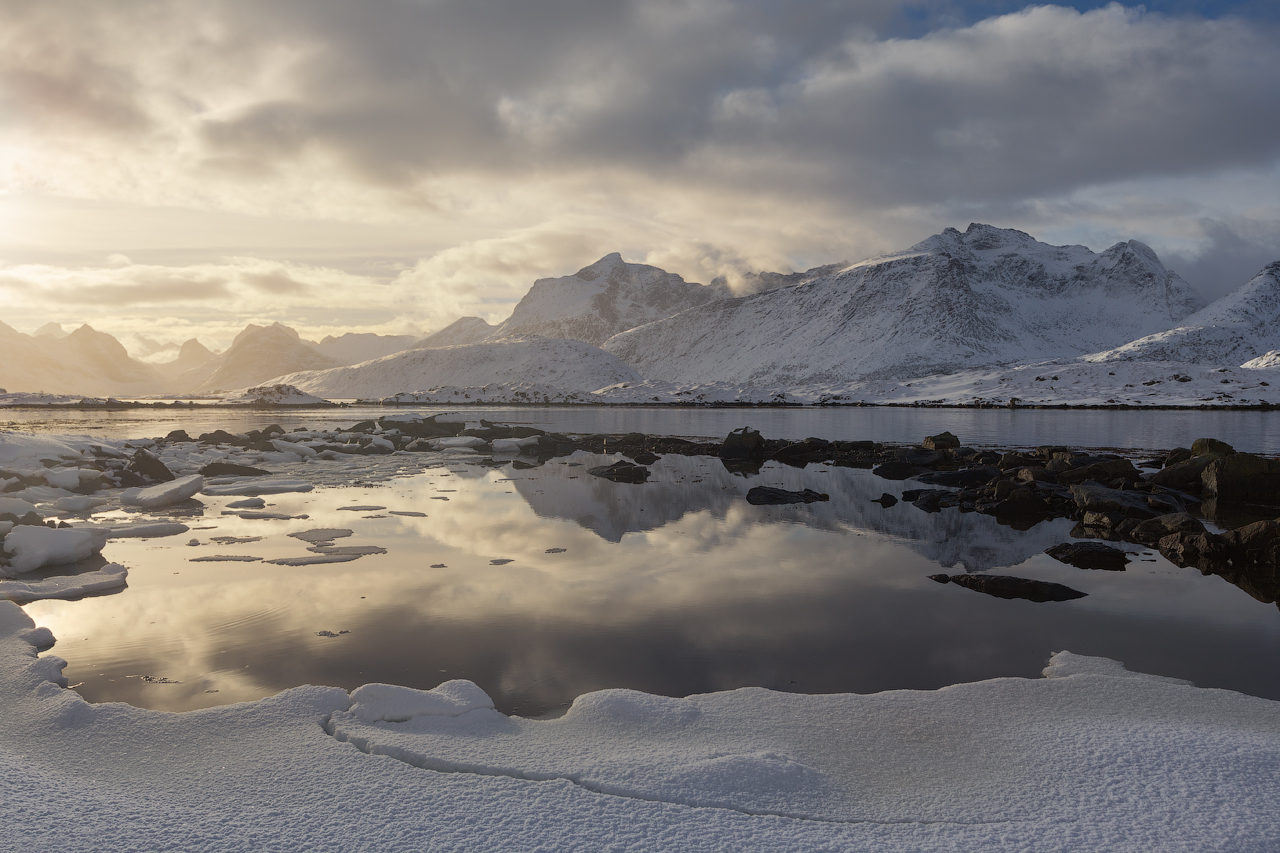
xmin=120 ymin=474 xmax=204 ymax=508
xmin=1 ymin=526 xmax=108 ymax=574
xmin=2 ymin=601 xmax=1279 ymax=851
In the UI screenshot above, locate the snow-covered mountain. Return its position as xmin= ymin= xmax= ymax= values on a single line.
xmin=190 ymin=323 xmax=338 ymax=393
xmin=603 ymin=224 xmax=1204 ymax=384
xmin=271 ymin=335 xmax=642 ymax=398
xmin=487 ymin=253 xmax=731 ymax=346
xmin=1086 ymin=261 xmax=1280 ymax=366
xmin=153 ymin=339 xmax=219 ymax=380
xmin=314 ymin=332 xmax=419 ymax=365
xmin=413 ymin=317 xmax=495 ymax=349
xmin=0 ymin=322 xmax=162 ymax=396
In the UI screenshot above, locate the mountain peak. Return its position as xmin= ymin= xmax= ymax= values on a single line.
xmin=574 ymin=252 xmax=627 ymax=280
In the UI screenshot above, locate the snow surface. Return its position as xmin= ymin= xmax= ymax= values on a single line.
xmin=411 ymin=317 xmax=494 ymax=349
xmin=2 ymin=601 xmax=1278 ymax=851
xmin=1 ymin=526 xmax=108 ymax=574
xmin=0 ymin=562 xmax=127 ymax=601
xmin=604 ymin=224 xmax=1204 ymax=385
xmin=120 ymin=474 xmax=204 ymax=509
xmin=274 ymin=335 xmax=642 ymax=398
xmin=218 ymin=384 xmax=331 ymax=406
xmin=486 ymin=253 xmax=731 ymax=346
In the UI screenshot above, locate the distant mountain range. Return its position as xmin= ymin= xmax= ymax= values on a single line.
xmin=4 ymin=224 xmax=1279 ymax=403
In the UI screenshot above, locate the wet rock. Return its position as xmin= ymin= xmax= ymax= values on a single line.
xmin=127 ymin=449 xmax=175 ymax=483
xmin=1191 ymin=438 xmax=1235 ymax=458
xmin=1147 ymin=455 xmax=1214 ymax=491
xmin=915 ymin=467 xmax=999 ymax=488
xmin=1015 ymin=467 xmax=1056 ymax=485
xmin=1045 ymin=542 xmax=1130 ymax=571
xmin=262 ymin=424 xmax=286 ymax=437
xmin=199 ymin=462 xmax=272 ymax=477
xmin=873 ymin=461 xmax=925 ymax=480
xmin=931 ymin=573 xmax=1087 ymax=603
xmin=922 ymin=431 xmax=960 ymax=450
xmin=997 ymin=451 xmax=1038 ymax=470
xmin=871 ymin=493 xmax=898 ymax=508
xmin=718 ymin=427 xmax=765 ymax=460
xmin=894 ymin=448 xmax=949 ymax=467
xmin=1081 ymin=510 xmax=1126 ymax=530
xmin=902 ymin=489 xmax=955 ymax=513
xmin=1164 ymin=447 xmax=1193 ymax=466
xmin=198 ymin=429 xmax=249 ymax=446
xmin=831 ymin=440 xmax=876 ymax=452
xmin=1219 ymin=519 xmax=1280 ymax=564
xmin=632 ymin=451 xmax=660 ymax=465
xmin=982 ymin=487 xmax=1049 ymax=520
xmin=1128 ymin=513 xmax=1206 ymax=546
xmin=1057 ymin=458 xmax=1139 ymax=486
xmin=745 ymin=486 xmax=830 ymax=505
xmin=1070 ymin=482 xmax=1161 ymax=520
xmin=1157 ymin=531 xmax=1230 ymax=568
xmin=1201 ymin=453 xmax=1280 ymax=504
xmin=588 ymin=460 xmax=650 ymax=484
xmin=770 ymin=437 xmax=831 ymax=465
xmin=166 ymin=429 xmax=192 ymax=442
xmin=511 ymin=460 xmax=540 ymax=470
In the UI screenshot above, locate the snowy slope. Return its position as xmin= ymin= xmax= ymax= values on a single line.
xmin=412 ymin=316 xmax=495 ymax=349
xmin=0 ymin=322 xmax=163 ymax=396
xmin=604 ymin=224 xmax=1204 ymax=385
xmin=1087 ymin=261 xmax=1280 ymax=366
xmin=191 ymin=323 xmax=338 ymax=394
xmin=153 ymin=339 xmax=219 ymax=380
xmin=488 ymin=253 xmax=731 ymax=346
xmin=273 ymin=335 xmax=643 ymax=397
xmin=314 ymin=332 xmax=418 ymax=365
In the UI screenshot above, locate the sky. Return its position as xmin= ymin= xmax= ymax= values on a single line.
xmin=1 ymin=0 xmax=1278 ymax=357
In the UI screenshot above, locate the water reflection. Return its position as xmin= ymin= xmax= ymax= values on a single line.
xmin=23 ymin=454 xmax=1280 ymax=716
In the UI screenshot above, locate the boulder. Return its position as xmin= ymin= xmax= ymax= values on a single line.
xmin=1201 ymin=453 xmax=1280 ymax=504
xmin=1057 ymin=458 xmax=1139 ymax=486
xmin=930 ymin=573 xmax=1087 ymax=603
xmin=770 ymin=437 xmax=831 ymax=465
xmin=745 ymin=486 xmax=830 ymax=505
xmin=922 ymin=432 xmax=960 ymax=450
xmin=199 ymin=462 xmax=272 ymax=477
xmin=632 ymin=451 xmax=660 ymax=465
xmin=1128 ymin=513 xmax=1206 ymax=546
xmin=127 ymin=449 xmax=175 ymax=483
xmin=587 ymin=460 xmax=649 ymax=484
xmin=894 ymin=448 xmax=949 ymax=467
xmin=873 ymin=461 xmax=925 ymax=480
xmin=1147 ymin=455 xmax=1214 ymax=491
xmin=1191 ymin=438 xmax=1235 ymax=458
xmin=982 ymin=487 xmax=1049 ymax=520
xmin=1164 ymin=447 xmax=1192 ymax=466
xmin=166 ymin=429 xmax=192 ymax=442
xmin=1157 ymin=531 xmax=1230 ymax=568
xmin=1045 ymin=542 xmax=1130 ymax=571
xmin=719 ymin=427 xmax=765 ymax=460
xmin=1069 ymin=482 xmax=1161 ymax=520
xmin=1220 ymin=519 xmax=1280 ymax=564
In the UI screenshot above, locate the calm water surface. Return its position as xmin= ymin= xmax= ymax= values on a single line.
xmin=23 ymin=452 xmax=1280 ymax=716
xmin=6 ymin=405 xmax=1280 ymax=452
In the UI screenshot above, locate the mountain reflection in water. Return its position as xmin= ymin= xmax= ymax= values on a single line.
xmin=24 ymin=453 xmax=1280 ymax=716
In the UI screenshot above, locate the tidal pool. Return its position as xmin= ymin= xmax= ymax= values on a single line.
xmin=22 ymin=449 xmax=1280 ymax=716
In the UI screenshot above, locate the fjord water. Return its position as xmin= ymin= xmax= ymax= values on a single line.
xmin=6 ymin=404 xmax=1280 ymax=452
xmin=23 ymin=451 xmax=1280 ymax=716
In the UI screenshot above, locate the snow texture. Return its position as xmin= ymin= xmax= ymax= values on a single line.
xmin=604 ymin=224 xmax=1204 ymax=384
xmin=274 ymin=335 xmax=642 ymax=398
xmin=219 ymin=384 xmax=331 ymax=406
xmin=412 ymin=317 xmax=495 ymax=349
xmin=120 ymin=474 xmax=204 ymax=509
xmin=1 ymin=526 xmax=108 ymax=574
xmin=487 ymin=253 xmax=731 ymax=346
xmin=0 ymin=562 xmax=127 ymax=601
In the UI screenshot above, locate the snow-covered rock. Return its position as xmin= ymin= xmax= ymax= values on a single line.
xmin=412 ymin=317 xmax=495 ymax=349
xmin=604 ymin=224 xmax=1204 ymax=384
xmin=487 ymin=253 xmax=731 ymax=346
xmin=275 ymin=335 xmax=642 ymax=398
xmin=120 ymin=474 xmax=204 ymax=509
xmin=1087 ymin=261 xmax=1280 ymax=366
xmin=219 ymin=384 xmax=331 ymax=406
xmin=0 ymin=562 xmax=126 ymax=600
xmin=1 ymin=525 xmax=109 ymax=574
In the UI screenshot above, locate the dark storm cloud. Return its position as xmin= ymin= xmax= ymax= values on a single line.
xmin=1167 ymin=219 xmax=1280 ymax=300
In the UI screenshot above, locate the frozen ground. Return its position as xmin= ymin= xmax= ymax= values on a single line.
xmin=3 ymin=426 xmax=1280 ymax=850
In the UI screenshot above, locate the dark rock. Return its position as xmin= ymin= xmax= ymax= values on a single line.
xmin=831 ymin=440 xmax=876 ymax=452
xmin=198 ymin=429 xmax=248 ymax=446
xmin=511 ymin=460 xmax=540 ymax=470
xmin=1057 ymin=458 xmax=1140 ymax=485
xmin=1128 ymin=513 xmax=1206 ymax=546
xmin=588 ymin=460 xmax=650 ymax=484
xmin=922 ymin=431 xmax=960 ymax=450
xmin=983 ymin=487 xmax=1049 ymax=520
xmin=904 ymin=489 xmax=954 ymax=512
xmin=1 ymin=511 xmax=47 ymax=527
xmin=128 ymin=449 xmax=175 ymax=483
xmin=770 ymin=437 xmax=831 ymax=464
xmin=745 ymin=486 xmax=830 ymax=505
xmin=1015 ymin=467 xmax=1056 ymax=485
xmin=347 ymin=420 xmax=378 ymax=433
xmin=873 ymin=461 xmax=925 ymax=480
xmin=719 ymin=427 xmax=765 ymax=460
xmin=1081 ymin=510 xmax=1126 ymax=529
xmin=1070 ymin=482 xmax=1161 ymax=520
xmin=915 ymin=467 xmax=1000 ymax=488
xmin=166 ymin=429 xmax=192 ymax=442
xmin=933 ymin=574 xmax=1087 ymax=603
xmin=1045 ymin=542 xmax=1130 ymax=571
xmin=997 ymin=451 xmax=1038 ymax=470
xmin=632 ymin=451 xmax=660 ymax=465
xmin=199 ymin=462 xmax=272 ymax=477
xmin=1201 ymin=453 xmax=1280 ymax=504
xmin=1164 ymin=447 xmax=1192 ymax=466
xmin=872 ymin=493 xmax=898 ymax=508
xmin=894 ymin=448 xmax=949 ymax=467
xmin=1147 ymin=455 xmax=1214 ymax=491
xmin=1191 ymin=438 xmax=1235 ymax=458
xmin=1157 ymin=531 xmax=1230 ymax=568
xmin=262 ymin=424 xmax=285 ymax=436
xmin=1220 ymin=519 xmax=1280 ymax=564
